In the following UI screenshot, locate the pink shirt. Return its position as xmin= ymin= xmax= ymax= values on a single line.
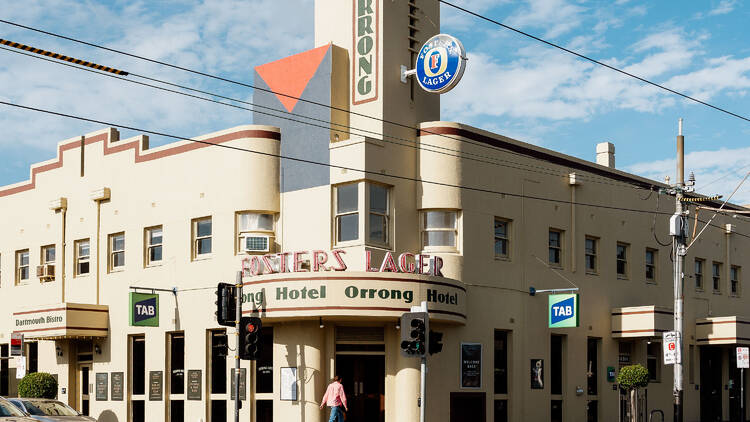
xmin=321 ymin=381 xmax=348 ymax=409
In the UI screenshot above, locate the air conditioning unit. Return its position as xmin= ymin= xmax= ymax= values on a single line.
xmin=36 ymin=264 xmax=55 ymax=280
xmin=242 ymin=235 xmax=272 ymax=253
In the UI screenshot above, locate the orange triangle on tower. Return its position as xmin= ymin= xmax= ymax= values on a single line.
xmin=255 ymin=44 xmax=331 ymax=113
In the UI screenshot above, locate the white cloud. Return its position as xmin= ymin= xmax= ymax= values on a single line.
xmin=506 ymin=0 xmax=586 ymax=39
xmin=709 ymin=0 xmax=737 ymax=16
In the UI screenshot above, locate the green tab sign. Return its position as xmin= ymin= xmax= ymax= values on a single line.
xmin=130 ymin=292 xmax=159 ymax=327
xmin=548 ymin=294 xmax=578 ymax=328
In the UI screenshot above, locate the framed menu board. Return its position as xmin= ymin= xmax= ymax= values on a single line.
xmin=95 ymin=373 xmax=108 ymax=401
xmin=149 ymin=371 xmax=163 ymax=401
xmin=111 ymin=372 xmax=124 ymax=401
xmin=187 ymin=370 xmax=202 ymax=400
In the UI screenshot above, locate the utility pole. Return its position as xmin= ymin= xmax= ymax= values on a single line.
xmin=419 ymin=301 xmax=427 ymax=422
xmin=672 ymin=118 xmax=686 ymax=422
xmin=234 ymin=270 xmax=243 ymax=422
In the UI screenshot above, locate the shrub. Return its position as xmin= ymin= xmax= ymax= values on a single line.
xmin=617 ymin=364 xmax=649 ymax=391
xmin=17 ymin=372 xmax=57 ymax=399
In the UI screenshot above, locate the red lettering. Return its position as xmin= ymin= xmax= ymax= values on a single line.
xmin=365 ymin=251 xmax=378 ymax=272
xmin=313 ymin=250 xmax=328 ymax=272
xmin=331 ymin=249 xmax=347 ymax=271
xmin=416 ymin=254 xmax=430 ymax=275
xmin=293 ymin=251 xmax=308 ymax=272
xmin=277 ymin=252 xmax=290 ymax=273
xmin=432 ymin=256 xmax=444 ymax=277
xmin=379 ymin=251 xmax=398 ymax=272
xmin=398 ymin=253 xmax=415 ymax=273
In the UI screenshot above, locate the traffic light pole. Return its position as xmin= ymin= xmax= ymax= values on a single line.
xmin=234 ymin=271 xmax=243 ymax=422
xmin=673 ymin=121 xmax=685 ymax=422
xmin=419 ymin=301 xmax=427 ymax=422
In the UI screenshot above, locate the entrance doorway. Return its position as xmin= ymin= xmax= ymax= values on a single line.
xmin=701 ymin=347 xmax=723 ymax=422
xmin=335 ymin=355 xmax=384 ymax=422
xmin=77 ymin=363 xmax=92 ymax=416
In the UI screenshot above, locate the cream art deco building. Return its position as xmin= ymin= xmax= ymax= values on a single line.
xmin=1 ymin=1 xmax=750 ymax=422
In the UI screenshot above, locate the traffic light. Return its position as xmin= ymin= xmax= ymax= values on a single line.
xmin=215 ymin=282 xmax=237 ymax=327
xmin=428 ymin=330 xmax=443 ymax=355
xmin=239 ymin=316 xmax=262 ymax=360
xmin=400 ymin=312 xmax=428 ymax=357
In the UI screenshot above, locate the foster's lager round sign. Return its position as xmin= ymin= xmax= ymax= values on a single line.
xmin=415 ymin=34 xmax=467 ymax=94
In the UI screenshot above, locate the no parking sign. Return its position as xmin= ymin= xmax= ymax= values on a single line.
xmin=663 ymin=331 xmax=681 ymax=365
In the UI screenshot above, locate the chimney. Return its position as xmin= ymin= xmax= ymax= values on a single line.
xmin=596 ymin=142 xmax=615 ymax=168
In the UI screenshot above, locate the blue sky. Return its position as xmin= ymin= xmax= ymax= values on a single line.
xmin=1 ymin=0 xmax=750 ymax=202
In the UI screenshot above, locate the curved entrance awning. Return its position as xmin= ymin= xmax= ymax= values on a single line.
xmin=241 ymin=271 xmax=467 ymax=324
xmin=12 ymin=303 xmax=109 ymax=339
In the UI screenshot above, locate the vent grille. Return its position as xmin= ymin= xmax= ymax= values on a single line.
xmin=335 ymin=326 xmax=385 ymax=342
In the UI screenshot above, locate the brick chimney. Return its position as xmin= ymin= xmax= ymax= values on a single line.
xmin=596 ymin=142 xmax=615 ymax=168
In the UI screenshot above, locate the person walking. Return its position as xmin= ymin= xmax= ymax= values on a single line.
xmin=320 ymin=375 xmax=348 ymax=422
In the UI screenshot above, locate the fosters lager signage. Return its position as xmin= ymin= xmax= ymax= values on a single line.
xmin=353 ymin=0 xmax=378 ymax=104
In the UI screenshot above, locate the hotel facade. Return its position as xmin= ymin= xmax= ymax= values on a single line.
xmin=1 ymin=1 xmax=750 ymax=421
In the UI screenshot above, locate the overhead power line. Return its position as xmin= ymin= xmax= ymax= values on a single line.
xmin=437 ymin=0 xmax=750 ymax=124
xmin=0 ymin=19 xmax=664 ymax=192
xmin=0 ymin=98 xmax=745 ymax=241
xmin=0 ymin=43 xmax=654 ymax=193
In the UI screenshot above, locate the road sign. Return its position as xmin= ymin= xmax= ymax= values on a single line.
xmin=663 ymin=331 xmax=681 ymax=365
xmin=548 ymin=294 xmax=579 ymax=328
xmin=737 ymin=347 xmax=750 ymax=369
xmin=10 ymin=332 xmax=23 ymax=357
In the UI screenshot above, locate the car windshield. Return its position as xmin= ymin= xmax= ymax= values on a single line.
xmin=0 ymin=399 xmax=25 ymax=417
xmin=23 ymin=400 xmax=78 ymax=417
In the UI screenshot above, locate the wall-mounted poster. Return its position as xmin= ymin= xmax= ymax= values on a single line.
xmin=531 ymin=359 xmax=544 ymax=389
xmin=460 ymin=343 xmax=482 ymax=388
xmin=280 ymin=367 xmax=298 ymax=401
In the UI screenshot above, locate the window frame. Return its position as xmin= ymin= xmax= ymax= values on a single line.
xmin=367 ymin=183 xmax=390 ymax=246
xmin=332 ymin=181 xmax=393 ymax=248
xmin=695 ymin=258 xmax=705 ymax=291
xmin=646 ymin=341 xmax=661 ymax=383
xmin=74 ymin=239 xmax=90 ymax=277
xmin=548 ymin=229 xmax=563 ymax=268
xmin=616 ymin=242 xmax=629 ymax=279
xmin=109 ymin=232 xmax=125 ymax=272
xmin=421 ymin=209 xmax=460 ymax=253
xmin=192 ymin=217 xmax=213 ymax=260
xmin=584 ymin=236 xmax=598 ymax=274
xmin=645 ymin=248 xmax=657 ymax=282
xmin=731 ymin=265 xmax=741 ymax=297
xmin=39 ymin=244 xmax=56 ymax=282
xmin=145 ymin=226 xmax=163 ymax=267
xmin=712 ymin=262 xmax=722 ymax=294
xmin=236 ymin=212 xmax=275 ymax=254
xmin=333 ymin=183 xmax=361 ymax=246
xmin=15 ymin=249 xmax=30 ymax=285
xmin=494 ymin=218 xmax=511 ymax=260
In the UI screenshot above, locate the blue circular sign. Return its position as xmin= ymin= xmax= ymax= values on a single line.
xmin=415 ymin=34 xmax=467 ymax=94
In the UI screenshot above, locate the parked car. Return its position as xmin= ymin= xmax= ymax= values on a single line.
xmin=0 ymin=397 xmax=36 ymax=421
xmin=7 ymin=399 xmax=95 ymax=422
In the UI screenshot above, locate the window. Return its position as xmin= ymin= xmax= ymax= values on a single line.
xmin=587 ymin=338 xmax=599 ymax=395
xmin=494 ymin=331 xmax=508 ymax=394
xmin=209 ymin=330 xmax=227 ymax=395
xmin=494 ymin=219 xmax=510 ymax=259
xmin=369 ymin=184 xmax=389 ymax=244
xmin=335 ymin=184 xmax=359 ymax=243
xmin=16 ymin=250 xmax=29 ymax=284
xmin=551 ymin=335 xmax=564 ymax=395
xmin=109 ymin=233 xmax=125 ymax=271
xmin=647 ymin=342 xmax=660 ymax=382
xmin=145 ymin=226 xmax=163 ymax=266
xmin=616 ymin=243 xmax=628 ymax=278
xmin=237 ymin=212 xmax=274 ymax=253
xmin=585 ymin=237 xmax=597 ymax=273
xmin=39 ymin=245 xmax=55 ymax=281
xmin=333 ymin=182 xmax=391 ymax=246
xmin=695 ymin=258 xmax=705 ymax=290
xmin=712 ymin=262 xmax=722 ymax=293
xmin=75 ymin=239 xmax=90 ymax=276
xmin=645 ymin=248 xmax=656 ymax=281
xmin=548 ymin=230 xmax=562 ymax=266
xmin=193 ymin=217 xmax=212 ymax=258
xmin=422 ymin=210 xmax=459 ymax=251
xmin=731 ymin=266 xmax=740 ymax=296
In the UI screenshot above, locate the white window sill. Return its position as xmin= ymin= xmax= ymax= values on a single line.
xmin=109 ymin=267 xmax=125 ymax=273
xmin=146 ymin=262 xmax=164 ymax=268
xmin=494 ymin=256 xmax=511 ymax=262
xmin=585 ymin=270 xmax=598 ymax=276
xmin=193 ymin=254 xmax=213 ymax=262
xmin=75 ymin=273 xmax=91 ymax=278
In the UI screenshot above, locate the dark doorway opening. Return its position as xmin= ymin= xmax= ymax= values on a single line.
xmin=450 ymin=392 xmax=486 ymax=422
xmin=701 ymin=346 xmax=723 ymax=422
xmin=335 ymin=355 xmax=384 ymax=422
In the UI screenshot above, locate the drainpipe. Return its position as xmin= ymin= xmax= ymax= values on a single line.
xmin=50 ymin=198 xmax=68 ymax=303
xmin=569 ymin=173 xmax=579 ymax=273
xmin=90 ymin=188 xmax=111 ymax=305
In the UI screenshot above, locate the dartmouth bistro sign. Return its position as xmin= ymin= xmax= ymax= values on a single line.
xmin=240 ymin=250 xmax=465 ymax=322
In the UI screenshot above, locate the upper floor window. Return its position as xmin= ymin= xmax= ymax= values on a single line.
xmin=712 ymin=262 xmax=722 ymax=293
xmin=75 ymin=239 xmax=90 ymax=276
xmin=109 ymin=233 xmax=125 ymax=272
xmin=39 ymin=245 xmax=56 ymax=281
xmin=421 ymin=210 xmax=459 ymax=251
xmin=585 ymin=237 xmax=597 ymax=273
xmin=616 ymin=243 xmax=628 ymax=278
xmin=333 ymin=182 xmax=391 ymax=246
xmin=645 ymin=248 xmax=657 ymax=282
xmin=494 ymin=218 xmax=510 ymax=259
xmin=548 ymin=230 xmax=563 ymax=267
xmin=237 ymin=212 xmax=274 ymax=253
xmin=146 ymin=226 xmax=163 ymax=266
xmin=695 ymin=258 xmax=705 ymax=290
xmin=193 ymin=217 xmax=212 ymax=258
xmin=16 ymin=249 xmax=29 ymax=284
xmin=731 ymin=266 xmax=740 ymax=296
